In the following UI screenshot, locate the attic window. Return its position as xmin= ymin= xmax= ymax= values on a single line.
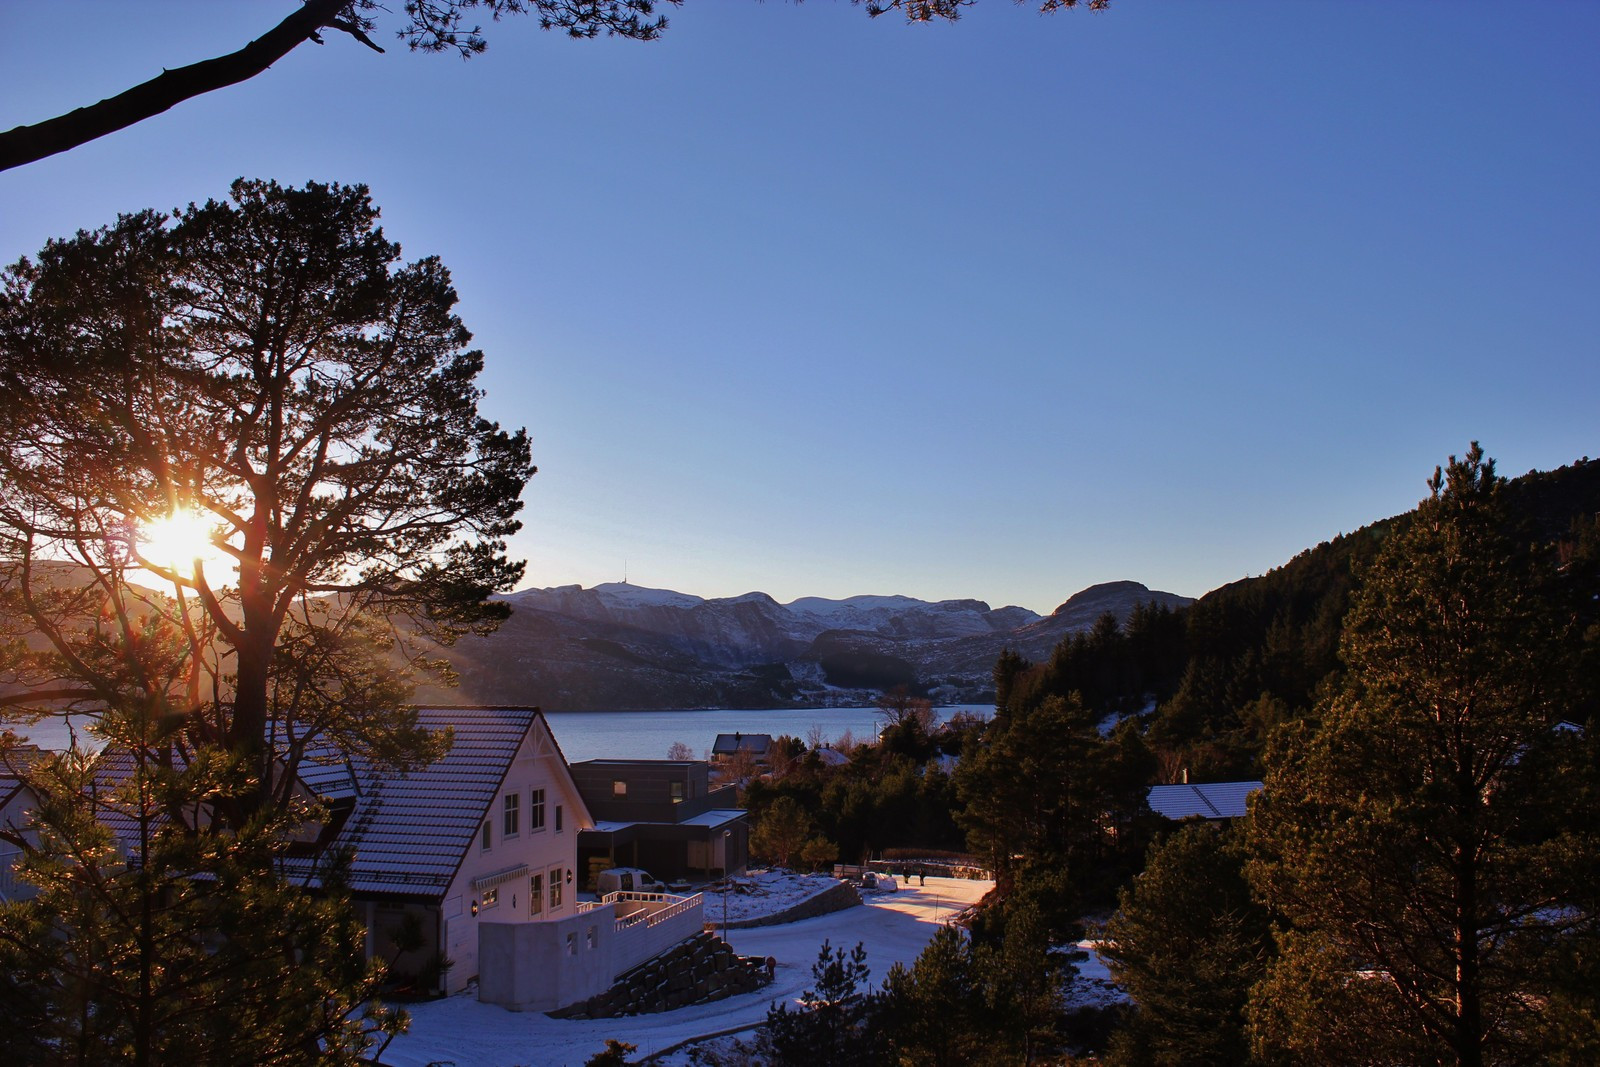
xmin=503 ymin=793 xmax=520 ymax=837
xmin=612 ymin=780 xmax=627 ymax=797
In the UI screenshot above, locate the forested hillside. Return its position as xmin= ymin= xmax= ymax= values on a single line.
xmin=996 ymin=456 xmax=1600 ymax=781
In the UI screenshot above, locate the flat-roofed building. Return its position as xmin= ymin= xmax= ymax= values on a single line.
xmin=571 ymin=758 xmax=748 ymax=888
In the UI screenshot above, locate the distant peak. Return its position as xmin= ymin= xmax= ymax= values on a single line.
xmin=1052 ymin=580 xmax=1160 ymax=617
xmin=591 ymin=582 xmax=703 ymax=608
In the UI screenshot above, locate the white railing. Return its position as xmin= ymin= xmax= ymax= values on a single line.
xmin=642 ymin=892 xmax=702 ymax=927
xmin=600 ymin=890 xmax=703 ymax=929
xmin=607 ymin=891 xmax=705 ymax=975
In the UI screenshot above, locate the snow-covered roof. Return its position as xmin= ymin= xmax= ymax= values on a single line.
xmin=677 ymin=808 xmax=748 ymax=829
xmin=587 ymin=808 xmax=746 ymax=834
xmin=1147 ymin=781 xmax=1262 ymax=820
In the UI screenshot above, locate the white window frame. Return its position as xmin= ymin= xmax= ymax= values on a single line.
xmin=503 ymin=792 xmax=520 ymax=838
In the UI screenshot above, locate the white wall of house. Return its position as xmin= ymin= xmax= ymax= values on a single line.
xmin=478 ymin=893 xmax=706 ymax=1013
xmin=0 ymin=785 xmax=40 ymax=903
xmin=438 ymin=718 xmax=593 ymax=992
xmin=478 ymin=907 xmax=617 ymax=1012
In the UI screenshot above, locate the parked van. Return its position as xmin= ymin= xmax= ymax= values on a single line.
xmin=596 ymin=867 xmax=664 ymax=896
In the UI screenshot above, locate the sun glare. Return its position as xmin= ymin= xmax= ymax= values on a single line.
xmin=139 ymin=509 xmax=224 ymax=577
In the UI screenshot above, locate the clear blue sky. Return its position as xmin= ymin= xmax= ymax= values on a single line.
xmin=3 ymin=2 xmax=1596 ymax=613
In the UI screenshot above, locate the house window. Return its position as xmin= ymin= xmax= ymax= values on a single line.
xmin=555 ymin=804 xmax=564 ymax=832
xmin=586 ymin=925 xmax=597 ymax=949
xmin=529 ymin=873 xmax=543 ymax=915
xmin=482 ymin=887 xmax=499 ymax=909
xmin=549 ymin=867 xmax=563 ymax=911
xmin=670 ymin=780 xmax=684 ymax=803
xmin=503 ymin=793 xmax=520 ymax=837
xmin=566 ymin=932 xmax=577 ymax=956
xmin=529 ymin=788 xmax=546 ymax=831
xmin=480 ymin=818 xmax=491 ymax=851
xmin=612 ymin=779 xmax=627 ymax=797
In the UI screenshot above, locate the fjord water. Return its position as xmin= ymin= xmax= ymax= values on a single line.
xmin=545 ymin=705 xmax=991 ymax=763
xmin=19 ymin=705 xmax=992 ymax=760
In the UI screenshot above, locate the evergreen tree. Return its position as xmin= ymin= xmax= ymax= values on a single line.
xmin=1246 ymin=445 xmax=1600 ymax=1066
xmin=0 ymin=178 xmax=532 ymax=824
xmin=880 ymin=902 xmax=1069 ymax=1065
xmin=1100 ymin=820 xmax=1270 ymax=1066
xmin=0 ymin=179 xmax=531 ymax=1059
xmin=0 ymin=736 xmax=402 ymax=1065
xmin=956 ymin=692 xmax=1151 ymax=905
xmin=750 ymin=795 xmax=828 ymax=869
xmin=880 ymin=926 xmax=982 ymax=1067
xmin=763 ymin=940 xmax=883 ymax=1067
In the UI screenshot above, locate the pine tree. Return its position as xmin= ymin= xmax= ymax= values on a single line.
xmin=763 ymin=940 xmax=883 ymax=1066
xmin=956 ymin=691 xmax=1150 ymax=904
xmin=880 ymin=903 xmax=1069 ymax=1065
xmin=0 ymin=735 xmax=403 ymax=1065
xmin=1100 ymin=821 xmax=1270 ymax=1066
xmin=1246 ymin=445 xmax=1600 ymax=1065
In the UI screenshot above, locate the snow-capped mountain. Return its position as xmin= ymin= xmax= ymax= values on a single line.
xmin=420 ymin=580 xmax=1192 ymax=711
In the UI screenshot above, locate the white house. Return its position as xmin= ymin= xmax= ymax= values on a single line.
xmin=0 ymin=744 xmax=47 ymax=903
xmin=276 ymin=705 xmax=597 ymax=994
xmin=67 ymin=706 xmax=710 ymax=1010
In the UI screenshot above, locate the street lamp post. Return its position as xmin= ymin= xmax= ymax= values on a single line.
xmin=721 ymin=829 xmax=732 ymax=942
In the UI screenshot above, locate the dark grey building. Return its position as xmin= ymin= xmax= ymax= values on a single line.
xmin=570 ymin=759 xmax=749 ymax=889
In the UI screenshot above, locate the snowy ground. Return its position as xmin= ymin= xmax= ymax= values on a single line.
xmin=1065 ymin=938 xmax=1131 ymax=1012
xmin=377 ymin=875 xmax=991 ymax=1067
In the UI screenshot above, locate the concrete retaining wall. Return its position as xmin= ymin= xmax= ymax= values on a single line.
xmin=723 ymin=879 xmax=861 ymax=929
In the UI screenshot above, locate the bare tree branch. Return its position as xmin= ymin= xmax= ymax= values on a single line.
xmin=0 ymin=0 xmax=350 ymax=173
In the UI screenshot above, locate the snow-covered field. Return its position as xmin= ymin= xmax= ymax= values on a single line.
xmin=700 ymin=868 xmax=843 ymax=926
xmin=377 ymin=875 xmax=991 ymax=1067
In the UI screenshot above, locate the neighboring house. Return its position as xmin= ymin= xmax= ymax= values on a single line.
xmin=812 ymin=745 xmax=850 ymax=769
xmin=1146 ymin=780 xmax=1263 ymax=821
xmin=571 ymin=759 xmax=748 ymax=888
xmin=0 ymin=744 xmax=47 ymax=902
xmin=711 ymin=732 xmax=772 ymax=769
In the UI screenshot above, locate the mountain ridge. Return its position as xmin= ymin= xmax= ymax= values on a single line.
xmin=423 ymin=580 xmax=1193 ymax=711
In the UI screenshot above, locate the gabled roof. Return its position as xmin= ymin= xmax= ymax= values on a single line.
xmin=1147 ymin=780 xmax=1262 ymax=820
xmin=0 ymin=744 xmax=48 ymax=812
xmin=285 ymin=706 xmax=568 ymax=898
xmin=88 ymin=706 xmax=585 ymax=901
xmin=712 ymin=733 xmax=772 ymax=756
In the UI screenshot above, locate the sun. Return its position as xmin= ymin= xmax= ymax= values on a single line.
xmin=139 ymin=508 xmax=224 ymax=577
